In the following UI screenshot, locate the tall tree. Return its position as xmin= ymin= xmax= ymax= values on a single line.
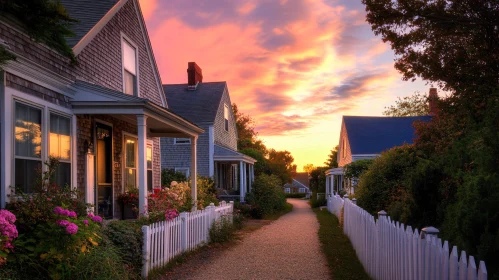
xmin=324 ymin=146 xmax=339 ymax=168
xmin=267 ymin=149 xmax=296 ymax=184
xmin=363 ymin=0 xmax=499 ymax=117
xmin=383 ymin=92 xmax=429 ymax=116
xmin=0 ymin=0 xmax=77 ymax=66
xmin=303 ymin=164 xmax=315 ymax=175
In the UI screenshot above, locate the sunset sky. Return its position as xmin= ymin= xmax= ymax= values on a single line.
xmin=139 ymin=0 xmax=430 ymax=171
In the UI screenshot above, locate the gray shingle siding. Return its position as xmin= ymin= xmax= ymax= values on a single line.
xmin=214 ymin=89 xmax=238 ymax=150
xmin=161 ymin=124 xmax=211 ymax=178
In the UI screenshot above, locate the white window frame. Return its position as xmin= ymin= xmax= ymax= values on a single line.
xmin=146 ymin=140 xmax=153 ymax=192
xmin=174 ymin=138 xmax=191 ymax=145
xmin=285 ymin=188 xmax=290 ymax=193
xmin=175 ymin=167 xmax=190 ymax=178
xmin=123 ymin=132 xmax=138 ymax=191
xmin=299 ymin=188 xmax=305 ymax=193
xmin=10 ymin=93 xmax=75 ymax=194
xmin=224 ymin=104 xmax=229 ymax=132
xmin=121 ymin=33 xmax=139 ymax=96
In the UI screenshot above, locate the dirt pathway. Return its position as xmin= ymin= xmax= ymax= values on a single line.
xmin=161 ymin=198 xmax=330 ymax=280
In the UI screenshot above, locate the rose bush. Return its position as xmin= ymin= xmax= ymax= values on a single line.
xmin=0 ymin=210 xmax=17 ymax=266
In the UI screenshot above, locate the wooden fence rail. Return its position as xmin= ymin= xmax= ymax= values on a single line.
xmin=327 ymin=195 xmax=488 ymax=280
xmin=141 ymin=201 xmax=234 ymax=278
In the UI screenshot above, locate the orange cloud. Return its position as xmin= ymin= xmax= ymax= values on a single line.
xmin=138 ymin=0 xmax=157 ymax=20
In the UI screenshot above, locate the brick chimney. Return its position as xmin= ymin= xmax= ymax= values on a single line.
xmin=187 ymin=62 xmax=202 ymax=90
xmin=429 ymin=88 xmax=439 ymax=116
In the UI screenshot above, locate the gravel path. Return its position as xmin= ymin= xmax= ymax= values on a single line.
xmin=163 ymin=198 xmax=330 ymax=280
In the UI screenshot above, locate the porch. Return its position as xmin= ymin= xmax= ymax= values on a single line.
xmin=213 ymin=144 xmax=256 ymax=202
xmin=72 ymin=81 xmax=204 ymax=217
xmin=325 ymin=167 xmax=344 ymax=197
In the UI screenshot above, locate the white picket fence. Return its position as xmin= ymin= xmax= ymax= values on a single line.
xmin=141 ymin=201 xmax=234 ymax=278
xmin=327 ymin=195 xmax=488 ymax=280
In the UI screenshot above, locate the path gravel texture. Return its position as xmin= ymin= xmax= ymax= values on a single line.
xmin=163 ymin=198 xmax=330 ymax=280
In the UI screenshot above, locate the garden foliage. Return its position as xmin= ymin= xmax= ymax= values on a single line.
xmin=245 ymin=174 xmax=286 ymax=218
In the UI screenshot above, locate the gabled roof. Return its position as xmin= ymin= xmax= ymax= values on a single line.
xmin=163 ymin=82 xmax=227 ymax=124
xmin=343 ymin=116 xmax=432 ymax=155
xmin=284 ymin=179 xmax=310 ymax=190
xmin=214 ymin=144 xmax=257 ymax=164
xmin=60 ymin=0 xmax=120 ymax=48
xmin=294 ymin=172 xmax=310 ymax=188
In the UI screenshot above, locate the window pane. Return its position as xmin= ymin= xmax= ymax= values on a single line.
xmin=224 ymin=105 xmax=229 ymax=119
xmin=124 ymin=70 xmax=136 ymax=95
xmin=125 ymin=139 xmax=136 ymax=168
xmin=175 ymin=138 xmax=190 ymax=144
xmin=147 ymin=146 xmax=152 ymax=169
xmin=53 ymin=162 xmax=71 ymax=187
xmin=123 ymin=41 xmax=136 ymax=75
xmin=225 ymin=119 xmax=229 ymax=131
xmin=147 ymin=170 xmax=152 ymax=192
xmin=15 ymin=159 xmax=41 ymax=193
xmin=15 ymin=103 xmax=42 ymax=158
xmin=50 ymin=114 xmax=71 ymax=161
xmin=125 ymin=168 xmax=136 ymax=189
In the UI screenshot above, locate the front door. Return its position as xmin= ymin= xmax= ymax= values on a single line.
xmin=95 ymin=123 xmax=113 ymax=219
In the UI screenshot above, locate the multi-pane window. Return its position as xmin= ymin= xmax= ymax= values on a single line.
xmin=147 ymin=145 xmax=152 ymax=192
xmin=299 ymin=188 xmax=305 ymax=193
xmin=122 ymin=39 xmax=137 ymax=96
xmin=174 ymin=138 xmax=191 ymax=144
xmin=50 ymin=113 xmax=71 ymax=187
xmin=125 ymin=136 xmax=137 ymax=189
xmin=14 ymin=103 xmax=42 ymax=193
xmin=175 ymin=168 xmax=189 ymax=178
xmin=224 ymin=104 xmax=229 ymax=131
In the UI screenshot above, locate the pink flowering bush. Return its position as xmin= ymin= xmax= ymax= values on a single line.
xmin=164 ymin=209 xmax=179 ymax=221
xmin=0 ymin=210 xmax=17 ymax=266
xmin=141 ymin=181 xmax=190 ymax=224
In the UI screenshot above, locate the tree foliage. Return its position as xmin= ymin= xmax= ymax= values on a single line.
xmin=363 ymin=1 xmax=499 ymax=276
xmin=343 ymin=159 xmax=373 ymax=180
xmin=0 ymin=0 xmax=77 ymax=65
xmin=309 ymin=166 xmax=329 ymax=193
xmin=383 ymin=92 xmax=429 ymax=117
xmin=303 ymin=164 xmax=315 ymax=175
xmin=324 ymin=146 xmax=339 ymax=168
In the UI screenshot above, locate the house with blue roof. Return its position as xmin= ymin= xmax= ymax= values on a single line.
xmin=325 ymin=115 xmax=432 ymax=196
xmin=161 ymin=63 xmax=256 ymax=202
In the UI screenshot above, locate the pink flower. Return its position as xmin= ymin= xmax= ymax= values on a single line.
xmin=56 ymin=220 xmax=70 ymax=227
xmin=65 ymin=223 xmax=78 ymax=235
xmin=67 ymin=211 xmax=77 ymax=218
xmin=88 ymin=212 xmax=95 ymax=218
xmin=91 ymin=216 xmax=103 ymax=223
xmin=53 ymin=206 xmax=64 ymax=215
xmin=83 ymin=220 xmax=88 ymax=226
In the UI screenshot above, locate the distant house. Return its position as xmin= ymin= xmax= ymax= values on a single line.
xmin=283 ymin=172 xmax=310 ymax=194
xmin=0 ymin=0 xmax=203 ymax=218
xmin=325 ymin=97 xmax=436 ymax=196
xmin=161 ymin=63 xmax=256 ymax=202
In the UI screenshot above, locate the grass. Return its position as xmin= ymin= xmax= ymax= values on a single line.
xmin=314 ymin=208 xmax=371 ymax=280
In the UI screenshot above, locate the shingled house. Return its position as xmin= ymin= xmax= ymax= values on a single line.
xmin=0 ymin=0 xmax=203 ymax=218
xmin=326 ymin=114 xmax=432 ymax=196
xmin=161 ymin=63 xmax=256 ymax=202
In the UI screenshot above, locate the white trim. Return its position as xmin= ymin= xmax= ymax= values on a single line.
xmin=121 ymin=33 xmax=140 ymax=97
xmin=132 ymin=0 xmax=167 ymax=108
xmin=208 ymin=126 xmax=214 ymax=177
xmin=73 ymin=0 xmax=128 ymax=55
xmin=173 ymin=138 xmax=191 ymax=145
xmin=4 ymin=87 xmax=75 ymax=200
xmin=175 ymin=167 xmax=190 ymax=178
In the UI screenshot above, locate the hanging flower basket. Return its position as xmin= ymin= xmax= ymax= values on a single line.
xmin=118 ymin=188 xmax=139 ymax=220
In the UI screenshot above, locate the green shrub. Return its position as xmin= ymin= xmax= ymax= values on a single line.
xmin=245 ymin=174 xmax=286 ymax=218
xmin=161 ymin=169 xmax=187 ymax=187
xmin=101 ymin=220 xmax=143 ymax=276
xmin=66 ymin=244 xmax=137 ymax=280
xmin=196 ymin=176 xmax=219 ymax=209
xmin=356 ymin=144 xmax=442 ymax=228
xmin=209 ymin=215 xmax=236 ymax=243
xmin=311 ymin=197 xmax=327 ymax=208
xmin=285 ymin=192 xmax=306 ymax=198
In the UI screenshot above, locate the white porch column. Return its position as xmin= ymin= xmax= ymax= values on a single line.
xmin=137 ymin=115 xmax=148 ymax=215
xmin=332 ymin=175 xmax=336 ymax=195
xmin=326 ymin=175 xmax=330 ymax=196
xmin=191 ymin=136 xmax=198 ymax=210
xmin=239 ymin=161 xmax=245 ymax=202
xmin=248 ymin=164 xmax=253 ymax=193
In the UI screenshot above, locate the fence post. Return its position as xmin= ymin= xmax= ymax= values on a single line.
xmin=378 ymin=210 xmax=387 ymax=217
xmin=352 ymin=198 xmax=357 ymax=205
xmin=344 ymin=194 xmax=349 ymax=199
xmin=180 ymin=212 xmax=188 ymax=252
xmin=421 ymin=226 xmax=439 ymax=238
xmin=141 ymin=225 xmax=151 ymax=279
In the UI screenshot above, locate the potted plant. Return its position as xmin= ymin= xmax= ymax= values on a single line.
xmin=117 ymin=187 xmax=139 ymax=220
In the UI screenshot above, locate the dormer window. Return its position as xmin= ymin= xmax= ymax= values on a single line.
xmin=122 ymin=38 xmax=138 ymax=96
xmin=224 ymin=104 xmax=229 ymax=131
